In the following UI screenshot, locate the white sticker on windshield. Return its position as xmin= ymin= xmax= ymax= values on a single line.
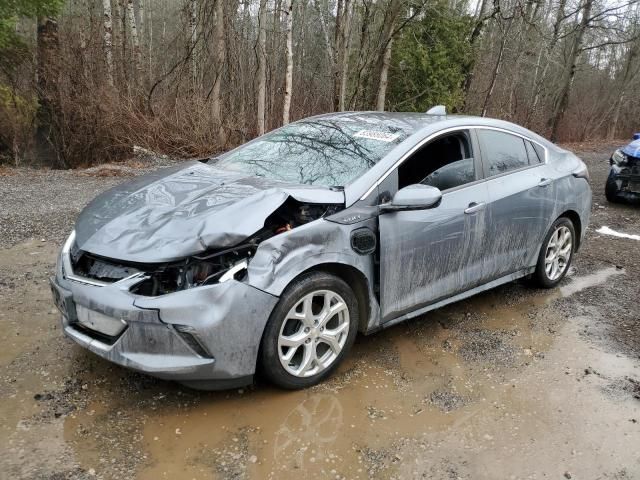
xmin=353 ymin=130 xmax=400 ymax=142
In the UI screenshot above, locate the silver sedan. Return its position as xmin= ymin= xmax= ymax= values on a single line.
xmin=50 ymin=110 xmax=592 ymax=389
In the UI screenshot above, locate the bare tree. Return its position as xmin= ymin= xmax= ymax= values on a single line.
xmin=102 ymin=0 xmax=115 ymax=87
xmin=189 ymin=0 xmax=198 ymax=89
xmin=609 ymin=26 xmax=640 ymax=138
xmin=482 ymin=14 xmax=514 ymax=116
xmin=282 ymin=0 xmax=294 ymax=124
xmin=211 ymin=0 xmax=226 ymax=143
xmin=126 ymin=0 xmax=142 ymax=85
xmin=256 ymin=0 xmax=268 ymax=134
xmin=549 ymin=0 xmax=594 ymax=141
xmin=35 ymin=16 xmax=62 ymax=166
xmin=337 ymin=0 xmax=354 ymax=111
xmin=375 ymin=0 xmax=402 ymax=111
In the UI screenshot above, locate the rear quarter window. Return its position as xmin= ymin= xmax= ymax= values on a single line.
xmin=525 ymin=140 xmax=543 ymax=164
xmin=477 ymin=130 xmax=529 ymax=176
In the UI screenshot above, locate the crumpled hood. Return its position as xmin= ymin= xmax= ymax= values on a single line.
xmin=622 ymin=139 xmax=640 ymax=159
xmin=75 ymin=161 xmax=344 ymax=263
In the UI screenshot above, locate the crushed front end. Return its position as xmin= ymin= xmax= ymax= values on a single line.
xmin=606 ymin=146 xmax=640 ymax=204
xmin=50 ymin=231 xmax=279 ymax=389
xmin=50 ymin=197 xmax=344 ymax=389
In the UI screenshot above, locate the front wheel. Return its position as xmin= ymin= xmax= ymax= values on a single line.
xmin=532 ymin=217 xmax=575 ymax=288
xmin=259 ymin=271 xmax=359 ymax=389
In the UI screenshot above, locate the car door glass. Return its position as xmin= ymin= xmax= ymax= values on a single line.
xmin=478 ymin=130 xmax=529 ymax=176
xmin=525 ymin=140 xmax=542 ymax=164
xmin=398 ymin=131 xmax=476 ymax=191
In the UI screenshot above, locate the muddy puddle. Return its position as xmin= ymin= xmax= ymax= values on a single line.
xmin=2 ymin=243 xmax=639 ymax=480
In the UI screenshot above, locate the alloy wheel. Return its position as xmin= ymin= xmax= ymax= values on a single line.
xmin=545 ymin=225 xmax=572 ymax=281
xmin=278 ymin=290 xmax=350 ymax=378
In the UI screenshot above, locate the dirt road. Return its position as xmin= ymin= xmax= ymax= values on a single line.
xmin=1 ymin=144 xmax=639 ymax=479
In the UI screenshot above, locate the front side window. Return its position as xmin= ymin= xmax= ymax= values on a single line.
xmin=477 ymin=130 xmax=530 ymax=176
xmin=397 ymin=131 xmax=476 ymax=192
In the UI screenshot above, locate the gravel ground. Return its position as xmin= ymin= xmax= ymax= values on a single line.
xmin=1 ymin=143 xmax=639 ymax=480
xmin=0 ymin=154 xmax=177 ymax=248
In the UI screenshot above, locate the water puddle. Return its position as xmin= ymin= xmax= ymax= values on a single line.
xmin=559 ymin=266 xmax=625 ymax=298
xmin=77 ymin=270 xmax=639 ymax=479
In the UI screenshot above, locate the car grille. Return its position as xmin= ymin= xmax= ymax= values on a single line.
xmin=71 ymin=244 xmax=142 ymax=283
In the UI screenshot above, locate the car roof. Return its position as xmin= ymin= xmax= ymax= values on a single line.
xmin=306 ymin=111 xmax=478 ymax=132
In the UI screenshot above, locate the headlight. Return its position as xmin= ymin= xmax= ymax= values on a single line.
xmin=180 ymin=248 xmax=252 ymax=289
xmin=611 ymin=149 xmax=627 ymax=166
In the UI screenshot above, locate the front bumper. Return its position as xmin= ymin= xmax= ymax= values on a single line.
xmin=50 ymin=252 xmax=279 ymax=389
xmin=607 ymin=165 xmax=640 ymax=203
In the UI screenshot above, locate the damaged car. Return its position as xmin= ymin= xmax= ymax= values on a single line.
xmin=606 ymin=133 xmax=640 ymax=203
xmin=50 ymin=109 xmax=592 ymax=390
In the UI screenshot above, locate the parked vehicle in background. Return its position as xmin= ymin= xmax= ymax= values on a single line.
xmin=606 ymin=134 xmax=640 ymax=204
xmin=50 ymin=109 xmax=592 ymax=390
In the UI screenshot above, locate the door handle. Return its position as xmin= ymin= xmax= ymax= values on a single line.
xmin=538 ymin=178 xmax=552 ymax=187
xmin=464 ymin=202 xmax=486 ymax=214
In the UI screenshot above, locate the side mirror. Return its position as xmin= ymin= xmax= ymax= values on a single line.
xmin=380 ymin=184 xmax=442 ymax=213
xmin=633 ymin=133 xmax=640 ymax=140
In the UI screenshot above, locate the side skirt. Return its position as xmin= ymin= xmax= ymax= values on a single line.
xmin=367 ymin=267 xmax=536 ymax=334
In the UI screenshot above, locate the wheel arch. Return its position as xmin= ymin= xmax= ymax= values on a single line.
xmin=557 ymin=209 xmax=582 ymax=251
xmin=286 ymin=262 xmax=373 ymax=334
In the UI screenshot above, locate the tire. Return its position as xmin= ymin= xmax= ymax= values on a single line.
xmin=259 ymin=271 xmax=359 ymax=389
xmin=605 ymin=170 xmax=619 ymax=203
xmin=532 ymin=217 xmax=575 ymax=288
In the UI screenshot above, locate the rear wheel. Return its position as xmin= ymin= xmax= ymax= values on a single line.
xmin=533 ymin=217 xmax=575 ymax=288
xmin=259 ymin=271 xmax=358 ymax=389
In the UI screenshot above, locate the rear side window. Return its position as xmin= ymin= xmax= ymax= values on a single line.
xmin=477 ymin=130 xmax=529 ymax=176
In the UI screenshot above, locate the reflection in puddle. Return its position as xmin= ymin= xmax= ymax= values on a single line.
xmin=273 ymin=395 xmax=343 ymax=470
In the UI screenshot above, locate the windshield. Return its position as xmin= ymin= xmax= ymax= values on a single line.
xmin=216 ymin=118 xmax=412 ymax=187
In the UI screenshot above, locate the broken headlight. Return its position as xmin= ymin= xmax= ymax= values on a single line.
xmin=177 ymin=245 xmax=255 ymax=290
xmin=611 ymin=149 xmax=627 ymax=166
xmin=180 ymin=257 xmax=249 ymax=288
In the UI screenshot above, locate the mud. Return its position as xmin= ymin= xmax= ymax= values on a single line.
xmin=1 ymin=145 xmax=640 ymax=479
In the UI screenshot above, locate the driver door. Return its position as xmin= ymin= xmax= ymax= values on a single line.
xmin=378 ymin=130 xmax=489 ymax=323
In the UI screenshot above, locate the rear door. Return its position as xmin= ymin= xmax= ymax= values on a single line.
xmin=475 ymin=128 xmax=556 ymax=280
xmin=378 ymin=129 xmax=489 ymax=322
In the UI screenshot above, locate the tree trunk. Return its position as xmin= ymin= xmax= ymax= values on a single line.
xmin=338 ymin=0 xmax=353 ymax=111
xmin=256 ymin=0 xmax=268 ymax=135
xmin=375 ymin=37 xmax=393 ymax=111
xmin=102 ymin=0 xmax=115 ymax=88
xmin=189 ymin=0 xmax=198 ymax=90
xmin=117 ymin=0 xmax=129 ymax=94
xmin=126 ymin=0 xmax=142 ymax=87
xmin=608 ymin=38 xmax=639 ymax=138
xmin=269 ymin=0 xmax=282 ymax=128
xmin=211 ymin=0 xmax=226 ymax=144
xmin=482 ymin=17 xmax=513 ymax=117
xmin=374 ymin=0 xmax=401 ymax=111
xmin=332 ymin=0 xmax=344 ymax=111
xmin=461 ymin=0 xmax=498 ymax=108
xmin=282 ymin=0 xmax=294 ymax=124
xmin=527 ymin=0 xmax=567 ymax=123
xmin=549 ymin=0 xmax=593 ymax=142
xmin=35 ymin=16 xmax=63 ymax=167
xmin=314 ymin=0 xmax=335 ymax=65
